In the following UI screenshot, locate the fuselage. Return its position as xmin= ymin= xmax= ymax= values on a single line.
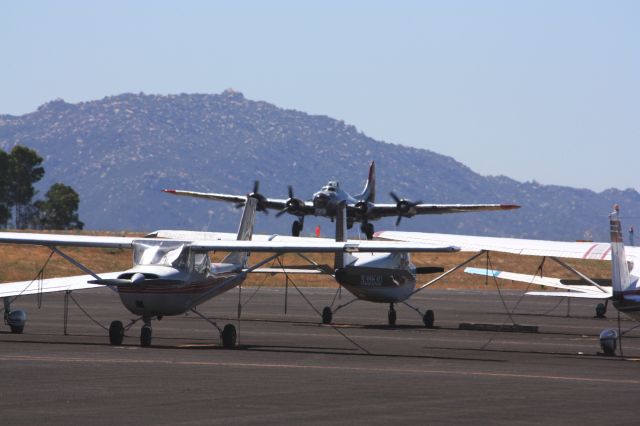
xmin=334 ymin=252 xmax=417 ymax=303
xmin=114 ymin=241 xmax=245 ymax=317
xmin=312 ymin=181 xmax=359 ymax=217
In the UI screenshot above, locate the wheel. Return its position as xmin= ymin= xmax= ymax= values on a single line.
xmin=109 ymin=320 xmax=124 ymax=345
xmin=595 ymin=303 xmax=607 ymax=318
xmin=221 ymin=324 xmax=237 ymax=348
xmin=140 ymin=325 xmax=152 ymax=347
xmin=10 ymin=325 xmax=23 ymax=334
xmin=388 ymin=308 xmax=397 ymax=326
xmin=364 ymin=223 xmax=374 ymax=240
xmin=322 ymin=307 xmax=333 ymax=324
xmin=423 ymin=310 xmax=435 ymax=328
xmin=292 ymin=220 xmax=302 ymax=237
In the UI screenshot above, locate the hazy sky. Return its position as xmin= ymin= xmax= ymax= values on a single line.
xmin=2 ymin=1 xmax=638 ymax=192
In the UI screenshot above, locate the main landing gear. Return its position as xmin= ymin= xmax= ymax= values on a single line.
xmin=321 ymin=300 xmax=435 ymax=328
xmin=360 ymin=222 xmax=375 ymax=240
xmin=292 ymin=217 xmax=304 ymax=237
xmin=107 ymin=316 xmax=238 ymax=348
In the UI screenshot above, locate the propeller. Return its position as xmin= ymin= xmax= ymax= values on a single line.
xmin=276 ymin=186 xmax=305 ymax=217
xmin=236 ymin=180 xmax=269 ymax=214
xmin=390 ymin=192 xmax=422 ymax=226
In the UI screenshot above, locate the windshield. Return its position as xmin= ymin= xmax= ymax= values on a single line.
xmin=133 ymin=240 xmax=188 ymax=268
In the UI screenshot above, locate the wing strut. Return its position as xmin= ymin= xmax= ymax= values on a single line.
xmin=549 ymin=256 xmax=609 ymax=294
xmin=409 ymin=250 xmax=488 ymax=297
xmin=50 ymin=246 xmax=101 ymax=280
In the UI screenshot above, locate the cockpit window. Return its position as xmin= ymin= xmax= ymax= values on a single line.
xmin=133 ymin=240 xmax=188 ymax=268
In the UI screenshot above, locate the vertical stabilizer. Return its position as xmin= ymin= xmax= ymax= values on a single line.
xmin=354 ymin=161 xmax=376 ymax=203
xmin=223 ymin=197 xmax=257 ymax=267
xmin=610 ymin=205 xmax=632 ymax=295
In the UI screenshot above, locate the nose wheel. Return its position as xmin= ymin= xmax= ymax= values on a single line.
xmin=140 ymin=324 xmax=152 ymax=347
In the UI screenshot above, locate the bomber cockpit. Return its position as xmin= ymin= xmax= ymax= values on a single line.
xmin=322 ymin=181 xmax=340 ymax=192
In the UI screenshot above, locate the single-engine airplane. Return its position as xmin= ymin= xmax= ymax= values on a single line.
xmin=0 ymin=199 xmax=458 ymax=347
xmin=376 ymin=205 xmax=640 ymax=355
xmin=163 ymin=161 xmax=520 ymax=239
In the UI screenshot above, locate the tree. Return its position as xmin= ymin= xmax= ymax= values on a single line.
xmin=0 ymin=150 xmax=10 ymax=227
xmin=35 ymin=183 xmax=84 ymax=230
xmin=8 ymin=145 xmax=44 ymax=228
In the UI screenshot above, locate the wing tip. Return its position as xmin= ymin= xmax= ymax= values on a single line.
xmin=500 ymin=204 xmax=520 ymax=210
xmin=162 ymin=189 xmax=177 ymax=194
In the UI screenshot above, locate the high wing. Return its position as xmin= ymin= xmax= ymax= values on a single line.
xmin=367 ymin=203 xmax=520 ymax=218
xmin=0 ymin=272 xmax=123 ymax=298
xmin=373 ymin=230 xmax=634 ymax=261
xmin=162 ymin=189 xmax=315 ymax=214
xmin=0 ymin=232 xmax=459 ymax=254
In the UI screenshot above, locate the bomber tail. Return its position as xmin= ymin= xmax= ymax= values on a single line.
xmin=222 ymin=197 xmax=257 ymax=267
xmin=610 ymin=205 xmax=633 ymax=295
xmin=354 ymin=161 xmax=376 ymax=203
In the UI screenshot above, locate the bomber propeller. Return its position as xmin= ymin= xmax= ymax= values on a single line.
xmin=390 ymin=192 xmax=422 ymax=226
xmin=236 ymin=181 xmax=269 ymax=214
xmin=276 ymin=186 xmax=305 ymax=217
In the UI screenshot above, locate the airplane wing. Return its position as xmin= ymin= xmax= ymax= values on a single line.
xmin=0 ymin=272 xmax=123 ymax=297
xmin=464 ymin=267 xmax=612 ymax=299
xmin=161 ymin=189 xmax=315 ymax=214
xmin=367 ymin=203 xmax=519 ymax=218
xmin=374 ymin=230 xmax=621 ymax=261
xmin=0 ymin=232 xmax=459 ymax=254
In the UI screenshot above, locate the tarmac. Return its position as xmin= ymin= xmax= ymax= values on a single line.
xmin=1 ymin=286 xmax=639 ymax=425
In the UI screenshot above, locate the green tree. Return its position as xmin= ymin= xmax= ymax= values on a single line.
xmin=0 ymin=150 xmax=10 ymax=227
xmin=8 ymin=145 xmax=44 ymax=228
xmin=35 ymin=183 xmax=84 ymax=230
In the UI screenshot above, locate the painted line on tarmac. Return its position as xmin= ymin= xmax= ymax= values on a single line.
xmin=1 ymin=354 xmax=639 ymax=385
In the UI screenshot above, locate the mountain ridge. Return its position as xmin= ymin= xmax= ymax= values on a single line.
xmin=1 ymin=90 xmax=637 ymax=241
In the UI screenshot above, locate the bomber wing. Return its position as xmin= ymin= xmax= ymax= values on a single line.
xmin=366 ymin=203 xmax=520 ymax=219
xmin=162 ymin=189 xmax=315 ymax=214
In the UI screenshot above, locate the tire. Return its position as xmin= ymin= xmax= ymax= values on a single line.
xmin=423 ymin=310 xmax=435 ymax=328
xmin=109 ymin=320 xmax=124 ymax=345
xmin=10 ymin=325 xmax=23 ymax=334
xmin=388 ymin=309 xmax=397 ymax=326
xmin=292 ymin=220 xmax=302 ymax=237
xmin=595 ymin=303 xmax=607 ymax=318
xmin=322 ymin=307 xmax=333 ymax=324
xmin=365 ymin=223 xmax=374 ymax=240
xmin=222 ymin=324 xmax=237 ymax=348
xmin=140 ymin=325 xmax=152 ymax=347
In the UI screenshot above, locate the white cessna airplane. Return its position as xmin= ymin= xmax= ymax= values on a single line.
xmin=376 ymin=206 xmax=640 ymax=353
xmin=0 ymin=199 xmax=457 ymax=347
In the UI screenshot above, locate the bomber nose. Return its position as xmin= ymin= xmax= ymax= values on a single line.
xmin=314 ymin=193 xmax=329 ymax=208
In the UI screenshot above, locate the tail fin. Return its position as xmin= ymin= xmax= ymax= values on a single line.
xmin=610 ymin=205 xmax=632 ymax=295
xmin=334 ymin=202 xmax=355 ymax=269
xmin=223 ymin=197 xmax=257 ymax=266
xmin=354 ymin=161 xmax=376 ymax=203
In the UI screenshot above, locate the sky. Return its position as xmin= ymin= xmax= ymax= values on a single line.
xmin=1 ymin=1 xmax=638 ymax=192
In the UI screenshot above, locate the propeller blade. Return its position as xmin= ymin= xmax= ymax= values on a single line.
xmin=276 ymin=209 xmax=288 ymax=217
xmin=395 ymin=216 xmax=402 ymax=227
xmin=253 ymin=180 xmax=260 ymax=194
xmin=390 ymin=192 xmax=400 ymax=203
xmin=288 ymin=185 xmax=294 ymax=199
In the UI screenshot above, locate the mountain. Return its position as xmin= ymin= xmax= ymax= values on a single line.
xmin=0 ymin=90 xmax=638 ymax=241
